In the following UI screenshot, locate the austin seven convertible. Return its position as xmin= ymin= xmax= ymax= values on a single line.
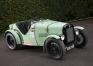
xmin=4 ymin=19 xmax=87 ymax=60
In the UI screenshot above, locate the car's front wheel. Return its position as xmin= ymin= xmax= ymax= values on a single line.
xmin=75 ymin=29 xmax=87 ymax=48
xmin=44 ymin=38 xmax=66 ymax=60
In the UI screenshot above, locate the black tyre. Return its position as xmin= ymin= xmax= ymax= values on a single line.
xmin=44 ymin=38 xmax=66 ymax=60
xmin=75 ymin=29 xmax=87 ymax=48
xmin=5 ymin=32 xmax=22 ymax=50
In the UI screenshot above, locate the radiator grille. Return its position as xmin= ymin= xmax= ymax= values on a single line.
xmin=63 ymin=24 xmax=75 ymax=44
xmin=66 ymin=27 xmax=74 ymax=43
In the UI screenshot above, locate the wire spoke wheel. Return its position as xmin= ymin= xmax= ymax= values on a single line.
xmin=75 ymin=29 xmax=87 ymax=48
xmin=45 ymin=38 xmax=65 ymax=60
xmin=5 ymin=32 xmax=22 ymax=50
xmin=48 ymin=42 xmax=60 ymax=58
xmin=76 ymin=34 xmax=84 ymax=45
xmin=6 ymin=34 xmax=16 ymax=49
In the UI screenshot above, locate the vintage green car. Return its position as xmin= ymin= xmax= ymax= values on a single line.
xmin=4 ymin=19 xmax=87 ymax=60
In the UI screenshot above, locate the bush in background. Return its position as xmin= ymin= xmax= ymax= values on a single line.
xmin=0 ymin=0 xmax=93 ymax=34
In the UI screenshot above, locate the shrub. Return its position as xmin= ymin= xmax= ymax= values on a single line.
xmin=0 ymin=0 xmax=93 ymax=34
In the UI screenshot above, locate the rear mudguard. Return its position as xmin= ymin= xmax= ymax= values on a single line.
xmin=5 ymin=30 xmax=22 ymax=44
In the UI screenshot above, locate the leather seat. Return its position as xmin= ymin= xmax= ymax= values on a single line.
xmin=16 ymin=20 xmax=31 ymax=35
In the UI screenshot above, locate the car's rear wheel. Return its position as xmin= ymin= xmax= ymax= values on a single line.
xmin=75 ymin=29 xmax=87 ymax=48
xmin=44 ymin=38 xmax=66 ymax=60
xmin=5 ymin=32 xmax=22 ymax=50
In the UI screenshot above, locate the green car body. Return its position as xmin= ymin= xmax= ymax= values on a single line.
xmin=5 ymin=19 xmax=67 ymax=46
xmin=5 ymin=19 xmax=87 ymax=60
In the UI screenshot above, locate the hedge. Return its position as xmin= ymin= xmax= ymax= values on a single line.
xmin=0 ymin=0 xmax=93 ymax=34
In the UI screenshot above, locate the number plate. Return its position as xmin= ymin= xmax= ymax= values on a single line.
xmin=66 ymin=44 xmax=74 ymax=50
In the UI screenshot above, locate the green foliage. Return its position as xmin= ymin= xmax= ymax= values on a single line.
xmin=43 ymin=0 xmax=93 ymax=21
xmin=0 ymin=0 xmax=93 ymax=34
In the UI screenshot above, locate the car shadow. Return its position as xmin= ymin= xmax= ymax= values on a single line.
xmin=21 ymin=46 xmax=43 ymax=53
